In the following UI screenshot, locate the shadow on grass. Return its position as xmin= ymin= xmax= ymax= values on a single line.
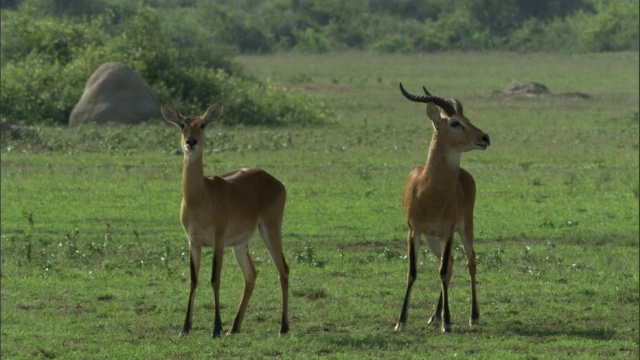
xmin=328 ymin=334 xmax=419 ymax=349
xmin=506 ymin=324 xmax=616 ymax=341
xmin=318 ymin=325 xmax=482 ymax=350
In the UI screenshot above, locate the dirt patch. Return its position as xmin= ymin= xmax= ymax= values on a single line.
xmin=494 ymin=81 xmax=591 ymax=100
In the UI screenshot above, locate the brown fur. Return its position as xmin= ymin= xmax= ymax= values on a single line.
xmin=395 ymin=102 xmax=490 ymax=333
xmin=161 ymin=104 xmax=289 ymax=337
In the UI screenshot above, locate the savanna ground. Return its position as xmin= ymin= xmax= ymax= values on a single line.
xmin=1 ymin=52 xmax=638 ymax=359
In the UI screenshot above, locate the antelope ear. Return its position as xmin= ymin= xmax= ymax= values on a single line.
xmin=426 ymin=102 xmax=445 ymax=130
xmin=202 ymin=103 xmax=224 ymax=125
xmin=161 ymin=104 xmax=182 ymax=126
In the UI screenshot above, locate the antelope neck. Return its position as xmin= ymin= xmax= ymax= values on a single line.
xmin=182 ymin=152 xmax=208 ymax=207
xmin=422 ymin=138 xmax=462 ymax=194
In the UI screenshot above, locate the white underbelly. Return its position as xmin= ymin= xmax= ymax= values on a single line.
xmin=186 ymin=225 xmax=255 ymax=248
xmin=224 ymin=230 xmax=255 ymax=247
xmin=425 ymin=235 xmax=445 ymax=257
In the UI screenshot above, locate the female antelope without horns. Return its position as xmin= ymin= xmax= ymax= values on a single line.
xmin=395 ymin=83 xmax=490 ymax=333
xmin=161 ymin=103 xmax=289 ymax=338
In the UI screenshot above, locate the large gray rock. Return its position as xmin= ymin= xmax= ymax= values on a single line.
xmin=69 ymin=62 xmax=160 ymax=127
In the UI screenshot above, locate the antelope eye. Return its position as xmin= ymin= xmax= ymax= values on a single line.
xmin=450 ymin=121 xmax=462 ymax=128
xmin=200 ymin=123 xmax=207 ymax=129
xmin=179 ymin=122 xmax=186 ymax=130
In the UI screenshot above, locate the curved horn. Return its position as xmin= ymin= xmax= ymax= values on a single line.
xmin=448 ymin=98 xmax=464 ymax=115
xmin=399 ymin=83 xmax=456 ymax=116
xmin=423 ymin=85 xmax=464 ymax=115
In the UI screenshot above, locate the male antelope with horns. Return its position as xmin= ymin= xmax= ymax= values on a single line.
xmin=161 ymin=103 xmax=289 ymax=338
xmin=394 ymin=83 xmax=490 ymax=333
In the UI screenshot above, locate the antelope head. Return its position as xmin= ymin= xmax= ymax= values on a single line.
xmin=161 ymin=103 xmax=224 ymax=156
xmin=400 ymin=83 xmax=490 ymax=152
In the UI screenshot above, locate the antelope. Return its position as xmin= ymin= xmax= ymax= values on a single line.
xmin=394 ymin=83 xmax=490 ymax=333
xmin=161 ymin=103 xmax=289 ymax=338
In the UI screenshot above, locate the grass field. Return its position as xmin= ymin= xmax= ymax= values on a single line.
xmin=1 ymin=51 xmax=639 ymax=359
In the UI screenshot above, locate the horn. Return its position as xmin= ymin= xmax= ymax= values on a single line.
xmin=448 ymin=98 xmax=464 ymax=115
xmin=399 ymin=83 xmax=456 ymax=116
xmin=423 ymin=85 xmax=464 ymax=114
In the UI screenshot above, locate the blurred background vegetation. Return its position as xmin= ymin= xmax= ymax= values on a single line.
xmin=1 ymin=0 xmax=638 ymax=126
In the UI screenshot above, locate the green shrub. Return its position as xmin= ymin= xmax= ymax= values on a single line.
xmin=570 ymin=0 xmax=640 ymax=52
xmin=355 ymin=14 xmax=424 ymax=53
xmin=1 ymin=56 xmax=67 ymax=125
xmin=370 ymin=34 xmax=412 ymax=53
xmin=0 ymin=3 xmax=108 ymax=65
xmin=419 ymin=7 xmax=492 ymax=51
xmin=0 ymin=3 xmax=329 ymax=127
xmin=293 ymin=28 xmax=331 ymax=53
xmin=3 ymin=0 xmax=638 ymax=55
xmin=506 ymin=18 xmax=577 ymax=52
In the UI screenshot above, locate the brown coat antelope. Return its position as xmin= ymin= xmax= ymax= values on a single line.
xmin=394 ymin=83 xmax=490 ymax=333
xmin=161 ymin=103 xmax=289 ymax=337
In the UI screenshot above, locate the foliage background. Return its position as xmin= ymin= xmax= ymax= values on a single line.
xmin=1 ymin=0 xmax=638 ymax=126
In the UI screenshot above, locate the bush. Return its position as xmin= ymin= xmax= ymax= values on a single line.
xmin=0 ymin=3 xmax=111 ymax=64
xmin=293 ymin=28 xmax=331 ymax=53
xmin=6 ymin=0 xmax=637 ymax=54
xmin=0 ymin=3 xmax=330 ymax=126
xmin=370 ymin=34 xmax=412 ymax=53
xmin=419 ymin=7 xmax=492 ymax=51
xmin=571 ymin=0 xmax=639 ymax=52
xmin=506 ymin=18 xmax=577 ymax=52
xmin=1 ymin=56 xmax=67 ymax=125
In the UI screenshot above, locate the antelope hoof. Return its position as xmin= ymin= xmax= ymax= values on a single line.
xmin=280 ymin=324 xmax=290 ymax=335
xmin=469 ymin=317 xmax=480 ymax=326
xmin=442 ymin=325 xmax=452 ymax=333
xmin=178 ymin=330 xmax=188 ymax=338
xmin=428 ymin=315 xmax=441 ymax=327
xmin=394 ymin=322 xmax=405 ymax=332
xmin=226 ymin=329 xmax=238 ymax=337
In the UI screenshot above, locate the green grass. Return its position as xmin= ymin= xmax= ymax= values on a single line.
xmin=2 ymin=51 xmax=639 ymax=358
